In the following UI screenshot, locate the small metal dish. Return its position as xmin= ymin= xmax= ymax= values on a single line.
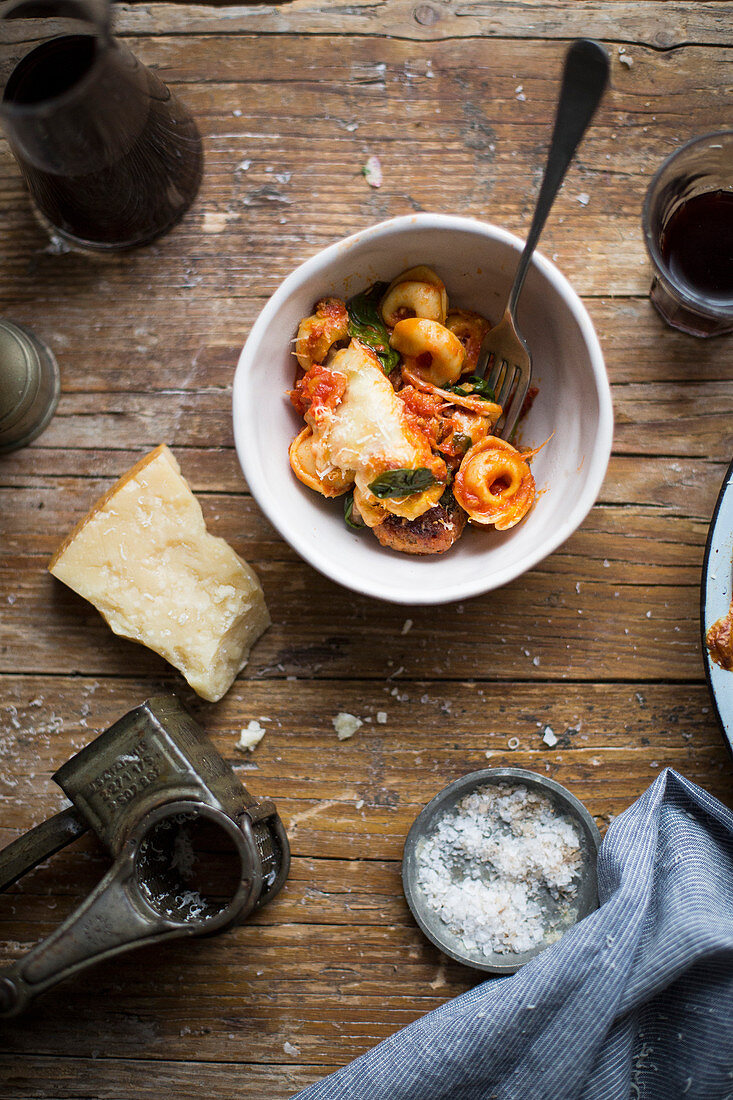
xmin=402 ymin=767 xmax=601 ymax=974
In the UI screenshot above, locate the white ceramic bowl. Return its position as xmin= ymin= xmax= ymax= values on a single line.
xmin=233 ymin=213 xmax=613 ymax=605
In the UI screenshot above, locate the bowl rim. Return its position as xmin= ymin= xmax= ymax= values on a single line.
xmin=401 ymin=765 xmax=602 ymax=974
xmin=233 ymin=212 xmax=614 ymax=605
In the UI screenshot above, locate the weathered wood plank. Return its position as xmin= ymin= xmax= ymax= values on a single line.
xmin=0 ymin=449 xmax=726 ymax=516
xmin=0 ymin=460 xmax=725 ymax=561
xmin=0 ymin=299 xmax=729 ymax=404
xmin=0 ymin=1057 xmax=327 ymax=1100
xmin=1 ymin=39 xmax=732 ymax=301
xmin=110 ymin=1 xmax=733 ymax=49
xmin=2 ymin=679 xmax=731 ymax=847
xmin=1 ymin=380 xmax=726 ymax=456
xmin=0 ymin=552 xmax=715 ymax=679
xmin=0 ymin=922 xmax=472 ymax=1064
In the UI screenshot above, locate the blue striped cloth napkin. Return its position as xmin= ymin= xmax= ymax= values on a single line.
xmin=292 ymin=768 xmax=733 ymax=1100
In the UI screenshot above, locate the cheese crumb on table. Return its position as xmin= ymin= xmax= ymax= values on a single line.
xmin=416 ymin=784 xmax=583 ymax=956
xmin=237 ymin=720 xmax=267 ymax=752
xmin=48 ymin=444 xmax=270 ymax=702
xmin=333 ymin=712 xmax=363 ymax=740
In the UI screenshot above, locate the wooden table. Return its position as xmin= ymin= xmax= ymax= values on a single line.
xmin=1 ymin=2 xmax=732 ymax=1096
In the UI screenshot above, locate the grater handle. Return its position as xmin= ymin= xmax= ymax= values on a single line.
xmin=0 ymin=840 xmax=181 ymax=1018
xmin=0 ymin=800 xmax=261 ymax=1017
xmin=0 ymin=807 xmax=88 ymax=893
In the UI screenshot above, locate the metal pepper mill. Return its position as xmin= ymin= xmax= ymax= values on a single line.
xmin=0 ymin=320 xmax=60 ymax=454
xmin=0 ymin=695 xmax=290 ymax=1017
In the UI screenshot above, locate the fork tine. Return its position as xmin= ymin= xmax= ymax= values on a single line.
xmin=495 ymin=362 xmax=518 ymax=411
xmin=499 ymin=371 xmax=531 ymax=442
xmin=484 ymin=355 xmax=509 ymax=403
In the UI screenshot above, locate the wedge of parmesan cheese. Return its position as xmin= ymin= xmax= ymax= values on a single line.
xmin=48 ymin=444 xmax=270 ymax=702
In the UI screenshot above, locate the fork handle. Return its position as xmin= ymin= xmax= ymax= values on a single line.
xmin=507 ymin=39 xmax=610 ymax=317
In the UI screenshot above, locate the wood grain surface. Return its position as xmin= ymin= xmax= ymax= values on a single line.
xmin=1 ymin=1 xmax=732 ymax=1096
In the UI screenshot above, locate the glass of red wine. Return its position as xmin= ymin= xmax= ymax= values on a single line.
xmin=643 ymin=131 xmax=733 ymax=337
xmin=0 ymin=0 xmax=203 ymax=251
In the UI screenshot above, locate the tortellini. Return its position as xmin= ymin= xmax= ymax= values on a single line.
xmin=295 ymin=297 xmax=349 ymax=372
xmin=380 ymin=266 xmax=448 ymax=327
xmin=287 ymin=266 xmax=541 ymax=555
xmin=389 ymin=317 xmax=466 ymax=387
xmin=445 ymin=309 xmax=491 ymax=373
xmin=453 ymin=437 xmax=537 ymax=530
xmin=289 ymin=427 xmax=354 ymax=498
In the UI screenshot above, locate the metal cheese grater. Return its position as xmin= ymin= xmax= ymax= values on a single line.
xmin=0 ymin=695 xmax=289 ymax=1017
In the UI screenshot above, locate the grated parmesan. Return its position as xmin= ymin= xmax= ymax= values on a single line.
xmin=415 ymin=783 xmax=584 ymax=956
xmin=333 ymin=711 xmax=363 ymax=740
xmin=236 ymin=720 xmax=267 ymax=752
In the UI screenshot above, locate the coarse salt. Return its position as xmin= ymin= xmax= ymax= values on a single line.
xmin=415 ymin=784 xmax=583 ymax=955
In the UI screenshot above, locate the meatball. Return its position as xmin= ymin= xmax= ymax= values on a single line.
xmin=372 ymin=490 xmax=466 ymax=555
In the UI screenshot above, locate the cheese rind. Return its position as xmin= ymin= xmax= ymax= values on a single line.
xmin=49 ymin=444 xmax=270 ymax=702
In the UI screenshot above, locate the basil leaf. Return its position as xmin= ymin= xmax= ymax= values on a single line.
xmin=368 ymin=467 xmax=441 ymax=499
xmin=343 ymin=490 xmax=364 ymax=530
xmin=346 ymin=282 xmax=401 ymax=375
xmin=447 ymin=375 xmax=497 ymax=402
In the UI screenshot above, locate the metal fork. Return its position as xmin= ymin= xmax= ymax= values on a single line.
xmin=478 ymin=38 xmax=609 ymax=440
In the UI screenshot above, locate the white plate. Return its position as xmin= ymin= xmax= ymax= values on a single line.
xmin=701 ymin=456 xmax=733 ymax=757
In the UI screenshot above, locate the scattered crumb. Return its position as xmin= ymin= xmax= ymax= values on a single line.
xmin=376 ymin=711 xmax=388 ymax=724
xmin=362 ymin=155 xmax=383 ymax=188
xmin=401 ymin=618 xmax=413 ymax=635
xmin=236 ymin=159 xmax=252 ymax=172
xmin=333 ymin=712 xmax=363 ymax=740
xmin=44 ymin=234 xmax=72 ymax=255
xmin=202 ymin=211 xmax=234 ymax=234
xmin=577 ymin=192 xmax=590 ymax=206
xmin=618 ymin=50 xmax=634 ymax=68
xmin=542 ymin=726 xmax=558 ymax=748
xmin=283 ymin=1041 xmax=300 ymax=1056
xmin=355 ymin=799 xmax=365 ymax=810
xmin=236 ymin=720 xmax=267 ymax=752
